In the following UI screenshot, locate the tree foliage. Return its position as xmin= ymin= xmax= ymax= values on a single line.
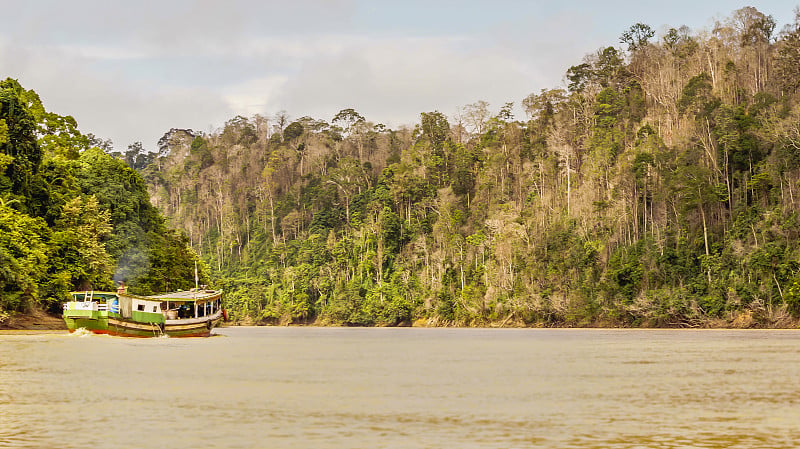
xmin=135 ymin=6 xmax=800 ymax=328
xmin=9 ymin=6 xmax=800 ymax=328
xmin=0 ymin=78 xmax=204 ymax=318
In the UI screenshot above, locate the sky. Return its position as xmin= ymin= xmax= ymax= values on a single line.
xmin=1 ymin=1 xmax=798 ymax=151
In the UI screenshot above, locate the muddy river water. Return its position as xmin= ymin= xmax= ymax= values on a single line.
xmin=1 ymin=327 xmax=799 ymax=448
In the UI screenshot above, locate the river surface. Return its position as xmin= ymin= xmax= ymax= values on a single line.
xmin=1 ymin=327 xmax=800 ymax=448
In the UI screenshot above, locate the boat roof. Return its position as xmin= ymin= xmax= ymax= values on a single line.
xmin=70 ymin=289 xmax=222 ymax=302
xmin=147 ymin=289 xmax=222 ymax=301
xmin=69 ymin=291 xmax=117 ymax=297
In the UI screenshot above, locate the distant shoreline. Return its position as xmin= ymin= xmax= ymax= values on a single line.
xmin=0 ymin=308 xmax=66 ymax=331
xmin=3 ymin=309 xmax=799 ymax=331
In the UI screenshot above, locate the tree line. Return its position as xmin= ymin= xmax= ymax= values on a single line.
xmin=143 ymin=6 xmax=800 ymax=327
xmin=0 ymin=79 xmax=206 ymax=323
xmin=5 ymin=6 xmax=800 ymax=328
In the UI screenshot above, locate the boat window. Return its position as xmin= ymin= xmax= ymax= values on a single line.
xmin=137 ymin=304 xmax=145 ymax=311
xmin=152 ymin=306 xmax=158 ymax=312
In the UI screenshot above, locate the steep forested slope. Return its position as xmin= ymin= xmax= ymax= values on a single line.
xmin=142 ymin=7 xmax=800 ymax=327
xmin=6 ymin=7 xmax=798 ymax=328
xmin=0 ymin=79 xmax=205 ymax=324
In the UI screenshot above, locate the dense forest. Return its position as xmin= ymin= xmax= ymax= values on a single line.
xmin=0 ymin=79 xmax=207 ymax=324
xmin=137 ymin=6 xmax=800 ymax=327
xmin=5 ymin=7 xmax=800 ymax=328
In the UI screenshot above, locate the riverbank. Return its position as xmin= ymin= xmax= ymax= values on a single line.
xmin=224 ymin=308 xmax=800 ymax=329
xmin=0 ymin=308 xmax=66 ymax=330
xmin=4 ymin=308 xmax=800 ymax=331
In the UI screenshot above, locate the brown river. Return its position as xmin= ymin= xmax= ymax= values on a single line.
xmin=1 ymin=327 xmax=800 ymax=448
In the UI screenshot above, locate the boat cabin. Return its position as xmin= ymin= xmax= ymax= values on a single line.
xmin=65 ymin=292 xmax=117 ymax=314
xmin=149 ymin=289 xmax=222 ymax=320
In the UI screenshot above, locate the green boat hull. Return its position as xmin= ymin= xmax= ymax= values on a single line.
xmin=64 ymin=313 xmax=222 ymax=338
xmin=63 ymin=290 xmax=224 ymax=338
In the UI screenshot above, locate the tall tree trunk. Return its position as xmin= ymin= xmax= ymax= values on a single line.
xmin=699 ymin=187 xmax=711 ymax=284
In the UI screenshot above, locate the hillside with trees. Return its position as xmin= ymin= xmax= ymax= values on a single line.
xmin=138 ymin=7 xmax=800 ymax=328
xmin=5 ymin=7 xmax=800 ymax=329
xmin=0 ymin=79 xmax=206 ymax=325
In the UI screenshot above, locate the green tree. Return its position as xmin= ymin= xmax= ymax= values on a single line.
xmin=37 ymin=112 xmax=90 ymax=160
xmin=46 ymin=196 xmax=113 ymax=296
xmin=416 ymin=111 xmax=451 ymax=186
xmin=0 ymin=78 xmax=43 ymax=202
xmin=620 ymin=23 xmax=655 ymax=52
xmin=332 ymin=108 xmax=365 ymax=136
xmin=775 ymin=11 xmax=800 ymax=94
xmin=0 ymin=201 xmax=48 ymax=312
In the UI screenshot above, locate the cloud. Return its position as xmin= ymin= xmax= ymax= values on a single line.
xmin=53 ymin=44 xmax=149 ymax=61
xmin=222 ymin=75 xmax=289 ymax=117
xmin=0 ymin=39 xmax=232 ymax=150
xmin=10 ymin=0 xmax=792 ymax=150
xmin=273 ymin=36 xmax=534 ymax=124
xmin=211 ymin=30 xmax=572 ymax=126
xmin=1 ymin=0 xmax=600 ymax=148
xmin=0 ymin=1 xmax=601 ymax=148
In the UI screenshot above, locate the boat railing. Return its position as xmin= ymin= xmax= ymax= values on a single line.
xmin=164 ymin=309 xmax=223 ymax=326
xmin=64 ymin=301 xmax=109 ymax=311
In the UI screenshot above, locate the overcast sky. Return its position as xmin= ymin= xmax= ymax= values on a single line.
xmin=2 ymin=1 xmax=798 ymax=151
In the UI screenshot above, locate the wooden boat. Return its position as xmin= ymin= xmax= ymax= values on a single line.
xmin=63 ymin=287 xmax=224 ymax=337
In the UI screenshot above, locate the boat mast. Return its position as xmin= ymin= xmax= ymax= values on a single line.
xmin=194 ymin=260 xmax=199 ymax=318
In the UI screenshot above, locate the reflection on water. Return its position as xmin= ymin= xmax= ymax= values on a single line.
xmin=1 ymin=328 xmax=800 ymax=448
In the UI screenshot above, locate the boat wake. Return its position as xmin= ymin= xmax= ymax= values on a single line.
xmin=70 ymin=328 xmax=93 ymax=337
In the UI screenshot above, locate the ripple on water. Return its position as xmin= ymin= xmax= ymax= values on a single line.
xmin=2 ymin=328 xmax=800 ymax=449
